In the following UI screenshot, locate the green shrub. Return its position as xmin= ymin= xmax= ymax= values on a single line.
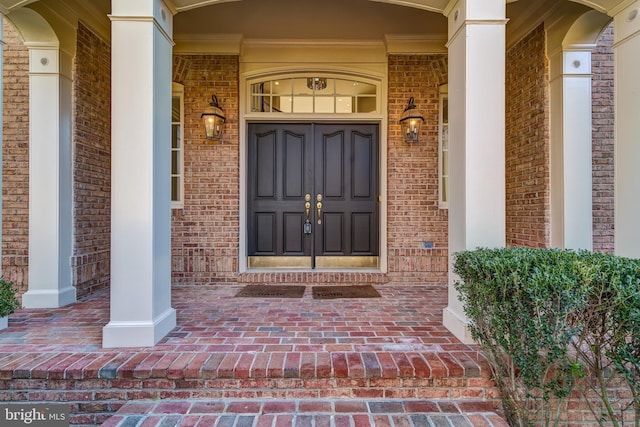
xmin=0 ymin=277 xmax=20 ymax=318
xmin=571 ymin=251 xmax=640 ymax=425
xmin=454 ymin=248 xmax=640 ymax=427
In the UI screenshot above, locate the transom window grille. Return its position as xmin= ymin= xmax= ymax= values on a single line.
xmin=250 ymin=76 xmax=378 ymax=114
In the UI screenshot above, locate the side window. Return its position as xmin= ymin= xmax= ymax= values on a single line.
xmin=439 ymin=84 xmax=449 ymax=209
xmin=172 ymin=84 xmax=184 ymax=208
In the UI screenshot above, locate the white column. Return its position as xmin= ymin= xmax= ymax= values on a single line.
xmin=103 ymin=0 xmax=176 ymax=348
xmin=612 ymin=2 xmax=640 ymax=258
xmin=22 ymin=47 xmax=75 ymax=308
xmin=443 ymin=0 xmax=507 ymax=343
xmin=549 ymin=48 xmax=594 ymax=250
xmin=0 ymin=16 xmax=4 ymax=275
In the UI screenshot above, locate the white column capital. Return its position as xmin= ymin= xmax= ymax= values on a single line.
xmin=562 ymin=50 xmax=593 ymax=75
xmin=445 ymin=0 xmax=507 ymax=45
xmin=612 ymin=1 xmax=640 ymax=44
xmin=444 ymin=0 xmax=505 ymax=20
xmin=28 ymin=48 xmax=59 ymax=74
xmin=110 ymin=0 xmax=175 ymax=44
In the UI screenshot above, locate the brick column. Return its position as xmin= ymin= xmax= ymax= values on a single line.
xmin=443 ymin=0 xmax=507 ymax=343
xmin=103 ymin=0 xmax=177 ymax=347
xmin=548 ymin=47 xmax=594 ymax=250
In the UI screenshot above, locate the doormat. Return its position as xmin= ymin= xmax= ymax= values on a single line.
xmin=312 ymin=285 xmax=381 ymax=299
xmin=234 ymin=285 xmax=306 ymax=298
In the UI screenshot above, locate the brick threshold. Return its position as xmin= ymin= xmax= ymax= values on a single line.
xmin=102 ymin=398 xmax=509 ymax=427
xmin=237 ymin=271 xmax=389 ymax=284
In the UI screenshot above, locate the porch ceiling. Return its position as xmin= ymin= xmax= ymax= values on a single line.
xmin=173 ymin=0 xmax=448 ymax=41
xmin=0 ymin=0 xmax=631 ymax=21
xmin=20 ymin=0 xmax=615 ymax=47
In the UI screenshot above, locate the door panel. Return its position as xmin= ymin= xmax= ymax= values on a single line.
xmin=321 ymin=132 xmax=344 ymax=198
xmin=256 ymin=213 xmax=276 ymax=253
xmin=256 ymin=133 xmax=276 ymax=198
xmin=314 ymin=124 xmax=379 ymax=264
xmin=283 ymin=213 xmax=305 ymax=253
xmin=248 ymin=123 xmax=378 ymax=268
xmin=284 ymin=134 xmax=305 ymax=198
xmin=323 ymin=213 xmax=344 ymax=254
xmin=248 ymin=124 xmax=313 ymax=264
xmin=352 ymin=213 xmax=372 ymax=253
xmin=352 ymin=134 xmax=373 ymax=198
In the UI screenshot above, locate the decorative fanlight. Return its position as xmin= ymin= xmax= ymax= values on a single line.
xmin=399 ymin=97 xmax=425 ymax=144
xmin=201 ymin=95 xmax=226 ymax=140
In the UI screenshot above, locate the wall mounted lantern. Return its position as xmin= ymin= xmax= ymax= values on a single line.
xmin=201 ymin=95 xmax=226 ymax=140
xmin=399 ymin=97 xmax=424 ymax=144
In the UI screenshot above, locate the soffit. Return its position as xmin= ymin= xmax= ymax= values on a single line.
xmin=173 ymin=0 xmax=447 ymax=41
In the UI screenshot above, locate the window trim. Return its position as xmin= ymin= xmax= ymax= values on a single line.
xmin=439 ymin=84 xmax=449 ymax=209
xmin=172 ymin=83 xmax=185 ymax=209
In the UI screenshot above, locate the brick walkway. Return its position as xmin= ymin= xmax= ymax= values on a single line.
xmin=0 ymin=284 xmax=505 ymax=425
xmin=103 ymin=399 xmax=509 ymax=426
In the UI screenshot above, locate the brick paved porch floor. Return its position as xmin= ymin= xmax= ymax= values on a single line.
xmin=0 ymin=284 xmax=506 ymax=426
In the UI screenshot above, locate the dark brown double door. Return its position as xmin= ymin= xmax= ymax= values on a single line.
xmin=248 ymin=123 xmax=379 ymax=269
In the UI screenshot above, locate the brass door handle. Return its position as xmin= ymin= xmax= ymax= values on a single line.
xmin=316 ymin=194 xmax=323 ymax=224
xmin=304 ymin=194 xmax=312 ymax=221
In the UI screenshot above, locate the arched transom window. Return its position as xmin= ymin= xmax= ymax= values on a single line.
xmin=249 ymin=74 xmax=379 ymax=114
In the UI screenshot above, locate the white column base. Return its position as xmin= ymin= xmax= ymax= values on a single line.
xmin=443 ymin=306 xmax=476 ymax=344
xmin=102 ymin=307 xmax=176 ymax=348
xmin=22 ymin=286 xmax=76 ymax=309
xmin=0 ymin=316 xmax=8 ymax=330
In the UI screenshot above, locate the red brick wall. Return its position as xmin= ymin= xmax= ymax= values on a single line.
xmin=2 ymin=19 xmax=29 ymax=295
xmin=171 ymin=55 xmax=240 ymax=284
xmin=72 ymin=23 xmax=112 ymax=297
xmin=591 ymin=22 xmax=614 ymax=254
xmin=387 ymin=55 xmax=449 ymax=284
xmin=505 ymin=25 xmax=551 ymax=248
xmin=171 ymin=55 xmax=448 ymax=285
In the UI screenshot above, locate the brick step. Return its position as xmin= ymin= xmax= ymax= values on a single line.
xmin=1 ymin=350 xmax=499 ymax=424
xmin=102 ymin=399 xmax=509 ymax=427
